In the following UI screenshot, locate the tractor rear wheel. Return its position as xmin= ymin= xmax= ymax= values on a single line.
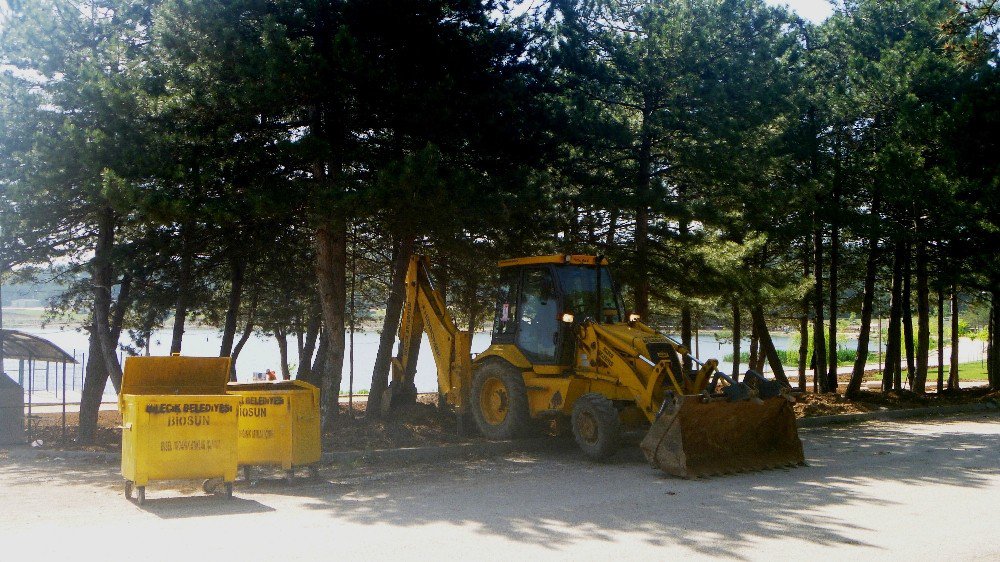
xmin=471 ymin=362 xmax=531 ymax=440
xmin=571 ymin=393 xmax=621 ymax=460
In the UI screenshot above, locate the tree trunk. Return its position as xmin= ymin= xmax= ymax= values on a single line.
xmin=311 ymin=329 xmax=328 ymax=381
xmin=275 ymin=329 xmax=289 ymax=379
xmin=78 ymin=328 xmax=108 ymax=443
xmin=883 ymin=241 xmax=904 ymax=392
xmin=748 ymin=322 xmax=759 ymax=376
xmin=913 ymin=242 xmax=930 ymax=393
xmin=751 ymin=307 xmax=790 ymax=386
xmin=798 ymin=246 xmax=809 ymax=391
xmin=314 ymin=219 xmax=348 ymax=426
xmin=813 ymin=224 xmax=829 ymax=393
xmin=987 ymin=288 xmax=999 ymax=390
xmin=937 ymin=285 xmax=945 ymax=393
xmin=80 ymin=206 xmax=122 ymax=442
xmin=731 ymin=303 xmax=741 ymax=378
xmin=681 ymin=305 xmax=692 ymax=374
xmin=828 ymin=204 xmax=839 ymax=392
xmin=219 ymin=256 xmax=245 ymax=358
xmin=170 ymin=224 xmax=194 ymax=355
xmin=633 ymin=110 xmax=652 ymax=319
xmin=230 ymin=288 xmax=258 ymax=380
xmin=902 ymin=245 xmax=915 ymax=387
xmin=366 ymin=237 xmax=414 ymax=417
xmin=297 ymin=300 xmax=322 ymax=380
xmin=847 ymin=227 xmax=879 ymax=398
xmin=950 ymin=285 xmax=961 ymax=389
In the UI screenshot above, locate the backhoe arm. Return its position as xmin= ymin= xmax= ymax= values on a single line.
xmin=389 ymin=255 xmax=473 ymax=411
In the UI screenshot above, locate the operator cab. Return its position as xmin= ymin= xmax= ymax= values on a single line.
xmin=491 ymin=254 xmax=625 ymax=365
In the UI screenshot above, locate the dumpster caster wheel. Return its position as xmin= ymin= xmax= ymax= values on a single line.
xmin=284 ymin=469 xmax=295 ymax=485
xmin=202 ymin=477 xmax=223 ymax=494
xmin=224 ymin=482 xmax=233 ymax=500
xmin=136 ymin=486 xmax=146 ymax=506
xmin=124 ymin=480 xmax=133 ymax=500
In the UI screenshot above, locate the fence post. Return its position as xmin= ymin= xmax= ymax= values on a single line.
xmin=62 ymin=361 xmax=67 ymax=441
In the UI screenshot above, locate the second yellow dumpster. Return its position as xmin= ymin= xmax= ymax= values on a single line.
xmin=120 ymin=356 xmax=239 ymax=505
xmin=227 ymin=380 xmax=321 ymax=481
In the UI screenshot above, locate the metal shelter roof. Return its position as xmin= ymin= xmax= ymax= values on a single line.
xmin=0 ymin=330 xmax=77 ymax=363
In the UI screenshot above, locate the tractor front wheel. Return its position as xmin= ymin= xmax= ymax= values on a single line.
xmin=571 ymin=393 xmax=621 ymax=460
xmin=471 ymin=362 xmax=531 ymax=440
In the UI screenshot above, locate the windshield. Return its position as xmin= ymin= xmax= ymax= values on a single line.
xmin=555 ymin=265 xmax=623 ymax=323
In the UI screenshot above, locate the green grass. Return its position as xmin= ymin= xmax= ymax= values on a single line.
xmin=954 ymin=362 xmax=989 ymax=381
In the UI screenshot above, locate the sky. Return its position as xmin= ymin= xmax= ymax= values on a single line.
xmin=765 ymin=0 xmax=835 ymax=23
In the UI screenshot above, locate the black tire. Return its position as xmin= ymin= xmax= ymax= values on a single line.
xmin=224 ymin=482 xmax=234 ymax=500
xmin=571 ymin=393 xmax=621 ymax=460
xmin=471 ymin=361 xmax=531 ymax=440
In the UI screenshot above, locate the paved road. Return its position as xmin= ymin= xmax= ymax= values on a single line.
xmin=1 ymin=413 xmax=998 ymax=561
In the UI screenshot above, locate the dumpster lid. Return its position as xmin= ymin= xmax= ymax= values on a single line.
xmin=122 ymin=356 xmax=233 ymax=396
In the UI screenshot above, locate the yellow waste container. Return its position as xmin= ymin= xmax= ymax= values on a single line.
xmin=227 ymin=380 xmax=321 ymax=481
xmin=119 ymin=356 xmax=239 ymax=504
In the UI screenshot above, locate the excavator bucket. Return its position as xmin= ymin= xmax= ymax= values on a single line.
xmin=640 ymin=395 xmax=804 ymax=478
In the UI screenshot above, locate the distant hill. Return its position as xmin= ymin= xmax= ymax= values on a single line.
xmin=1 ymin=268 xmax=77 ymax=307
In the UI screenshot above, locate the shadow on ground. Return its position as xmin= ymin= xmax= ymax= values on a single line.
xmin=2 ymin=413 xmax=998 ymax=559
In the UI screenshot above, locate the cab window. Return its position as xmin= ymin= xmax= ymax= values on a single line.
xmin=492 ymin=267 xmax=520 ymax=341
xmin=515 ymin=268 xmax=560 ymax=363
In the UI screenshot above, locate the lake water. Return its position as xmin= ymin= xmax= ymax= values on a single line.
xmin=8 ymin=323 xmax=975 ymax=401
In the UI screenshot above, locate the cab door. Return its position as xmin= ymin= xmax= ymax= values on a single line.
xmin=514 ymin=267 xmax=562 ymax=364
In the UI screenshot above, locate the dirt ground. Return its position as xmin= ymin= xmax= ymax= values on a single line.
xmin=23 ymin=385 xmax=997 ymax=454
xmin=2 ymin=413 xmax=999 ymax=560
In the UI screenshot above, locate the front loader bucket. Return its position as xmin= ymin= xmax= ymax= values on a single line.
xmin=640 ymin=395 xmax=804 ymax=478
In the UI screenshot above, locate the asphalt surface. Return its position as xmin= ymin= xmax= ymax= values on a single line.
xmin=1 ymin=412 xmax=998 ymax=561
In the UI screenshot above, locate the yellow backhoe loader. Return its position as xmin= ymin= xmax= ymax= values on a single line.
xmin=383 ymin=254 xmax=804 ymax=477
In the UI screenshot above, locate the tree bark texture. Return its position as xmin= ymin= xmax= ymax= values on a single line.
xmin=751 ymin=306 xmax=790 ymax=386
xmin=848 ymin=228 xmax=879 ymax=398
xmin=80 ymin=207 xmax=124 ymax=442
xmin=366 ymin=237 xmax=414 ymax=418
xmin=633 ymin=111 xmax=652 ymax=319
xmin=937 ymin=286 xmax=944 ymax=392
xmin=883 ymin=241 xmax=904 ymax=392
xmin=297 ymin=300 xmax=322 ymax=380
xmin=732 ymin=303 xmax=741 ymax=378
xmin=219 ymin=256 xmax=245 ymax=358
xmin=902 ymin=246 xmax=915 ymax=387
xmin=988 ymin=289 xmax=999 ymax=389
xmin=813 ymin=224 xmax=829 ymax=392
xmin=828 ymin=211 xmax=839 ymax=392
xmin=913 ymin=242 xmax=930 ymax=393
xmin=170 ymin=224 xmax=194 ymax=354
xmin=275 ymin=329 xmax=289 ymax=379
xmin=950 ymin=286 xmax=961 ymax=390
xmin=314 ymin=219 xmax=348 ymax=426
xmin=681 ymin=305 xmax=693 ymax=374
